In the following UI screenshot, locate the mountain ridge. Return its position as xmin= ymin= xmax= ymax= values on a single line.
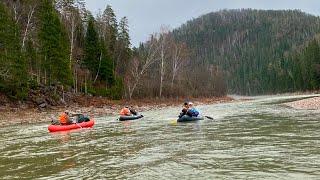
xmin=172 ymin=9 xmax=320 ymax=94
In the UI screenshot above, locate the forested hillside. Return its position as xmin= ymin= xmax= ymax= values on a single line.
xmin=0 ymin=0 xmax=130 ymax=101
xmin=0 ymin=0 xmax=226 ymax=102
xmin=2 ymin=2 xmax=320 ymax=104
xmin=172 ymin=9 xmax=320 ymax=95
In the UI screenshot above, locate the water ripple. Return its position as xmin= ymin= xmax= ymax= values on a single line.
xmin=1 ymin=94 xmax=320 ymax=179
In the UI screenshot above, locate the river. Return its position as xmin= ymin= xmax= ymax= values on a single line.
xmin=1 ymin=95 xmax=320 ymax=179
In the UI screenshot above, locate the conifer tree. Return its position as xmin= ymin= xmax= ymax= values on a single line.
xmin=38 ymin=0 xmax=72 ymax=85
xmin=118 ymin=17 xmax=131 ymax=50
xmin=102 ymin=5 xmax=118 ymax=60
xmin=99 ymin=39 xmax=115 ymax=87
xmin=117 ymin=16 xmax=131 ymax=75
xmin=83 ymin=14 xmax=100 ymax=78
xmin=302 ymin=39 xmax=320 ymax=89
xmin=0 ymin=2 xmax=28 ymax=98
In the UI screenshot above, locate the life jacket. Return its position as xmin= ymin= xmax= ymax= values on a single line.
xmin=59 ymin=112 xmax=69 ymax=124
xmin=120 ymin=108 xmax=131 ymax=116
xmin=187 ymin=108 xmax=199 ymax=117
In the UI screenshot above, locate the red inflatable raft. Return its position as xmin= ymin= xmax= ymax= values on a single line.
xmin=48 ymin=119 xmax=95 ymax=132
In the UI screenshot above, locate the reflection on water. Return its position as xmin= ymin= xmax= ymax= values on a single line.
xmin=121 ymin=120 xmax=133 ymax=133
xmin=0 ymin=94 xmax=320 ymax=179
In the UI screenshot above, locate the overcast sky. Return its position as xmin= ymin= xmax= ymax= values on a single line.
xmin=85 ymin=0 xmax=320 ymax=47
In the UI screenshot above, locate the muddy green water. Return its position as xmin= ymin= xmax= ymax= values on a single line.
xmin=1 ymin=95 xmax=320 ymax=179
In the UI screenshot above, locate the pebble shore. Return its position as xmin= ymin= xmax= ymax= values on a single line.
xmin=284 ymin=96 xmax=320 ymax=110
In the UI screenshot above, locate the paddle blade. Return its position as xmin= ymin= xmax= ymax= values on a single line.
xmin=205 ymin=116 xmax=214 ymax=120
xmin=170 ymin=120 xmax=177 ymax=125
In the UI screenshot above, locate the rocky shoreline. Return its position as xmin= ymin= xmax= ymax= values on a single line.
xmin=0 ymin=96 xmax=234 ymax=127
xmin=284 ymin=96 xmax=320 ymax=110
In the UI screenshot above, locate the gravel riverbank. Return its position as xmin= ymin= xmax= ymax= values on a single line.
xmin=284 ymin=96 xmax=320 ymax=110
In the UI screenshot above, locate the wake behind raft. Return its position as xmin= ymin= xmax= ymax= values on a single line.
xmin=48 ymin=119 xmax=95 ymax=132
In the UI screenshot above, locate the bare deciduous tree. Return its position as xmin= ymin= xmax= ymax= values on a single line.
xmin=57 ymin=0 xmax=85 ymax=69
xmin=21 ymin=2 xmax=36 ymax=51
xmin=169 ymin=41 xmax=189 ymax=91
xmin=125 ymin=37 xmax=159 ymax=99
xmin=4 ymin=0 xmax=37 ymax=51
xmin=125 ymin=27 xmax=191 ymax=99
xmin=158 ymin=26 xmax=170 ymax=98
xmin=57 ymin=0 xmax=86 ymax=93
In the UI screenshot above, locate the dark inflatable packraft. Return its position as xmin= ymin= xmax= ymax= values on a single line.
xmin=48 ymin=119 xmax=95 ymax=132
xmin=177 ymin=115 xmax=204 ymax=122
xmin=119 ymin=114 xmax=143 ymax=121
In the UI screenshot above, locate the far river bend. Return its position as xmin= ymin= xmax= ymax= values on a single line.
xmin=1 ymin=94 xmax=320 ymax=179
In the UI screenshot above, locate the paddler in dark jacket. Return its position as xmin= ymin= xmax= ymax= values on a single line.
xmin=186 ymin=102 xmax=200 ymax=117
xmin=179 ymin=102 xmax=189 ymax=118
xmin=129 ymin=106 xmax=138 ymax=115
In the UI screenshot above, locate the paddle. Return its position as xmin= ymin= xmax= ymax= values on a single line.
xmin=170 ymin=119 xmax=178 ymax=125
xmin=204 ymin=116 xmax=214 ymax=120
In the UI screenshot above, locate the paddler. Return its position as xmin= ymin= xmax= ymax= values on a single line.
xmin=186 ymin=102 xmax=200 ymax=117
xmin=59 ymin=110 xmax=74 ymax=125
xmin=179 ymin=102 xmax=189 ymax=118
xmin=120 ymin=106 xmax=132 ymax=116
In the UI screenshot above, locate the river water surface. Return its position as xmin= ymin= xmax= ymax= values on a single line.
xmin=1 ymin=95 xmax=320 ymax=179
